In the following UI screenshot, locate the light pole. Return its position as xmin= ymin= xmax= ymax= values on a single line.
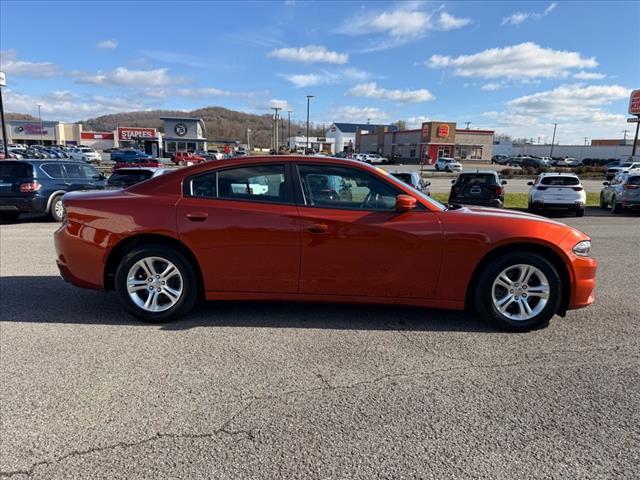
xmin=37 ymin=104 xmax=44 ymax=145
xmin=549 ymin=123 xmax=558 ymax=158
xmin=287 ymin=110 xmax=292 ymax=151
xmin=0 ymin=71 xmax=7 ymax=156
xmin=306 ymin=95 xmax=314 ymax=152
xmin=271 ymin=107 xmax=281 ymax=151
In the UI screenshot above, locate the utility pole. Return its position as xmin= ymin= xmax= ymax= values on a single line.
xmin=584 ymin=137 xmax=588 ymax=146
xmin=306 ymin=95 xmax=314 ymax=152
xmin=465 ymin=121 xmax=471 ymax=130
xmin=246 ymin=128 xmax=251 ymax=152
xmin=549 ymin=123 xmax=558 ymax=158
xmin=271 ymin=107 xmax=281 ymax=151
xmin=37 ymin=104 xmax=44 ymax=145
xmin=622 ymin=129 xmax=629 ymax=142
xmin=287 ymin=110 xmax=292 ymax=151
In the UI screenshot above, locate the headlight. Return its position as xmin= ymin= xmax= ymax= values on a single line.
xmin=572 ymin=240 xmax=591 ymax=257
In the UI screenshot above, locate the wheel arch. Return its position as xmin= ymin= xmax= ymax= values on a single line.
xmin=465 ymin=242 xmax=572 ymax=317
xmin=46 ymin=190 xmax=69 ymax=211
xmin=104 ymin=233 xmax=205 ymax=299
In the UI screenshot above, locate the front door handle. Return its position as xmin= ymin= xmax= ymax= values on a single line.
xmin=186 ymin=212 xmax=208 ymax=222
xmin=307 ymin=223 xmax=328 ymax=234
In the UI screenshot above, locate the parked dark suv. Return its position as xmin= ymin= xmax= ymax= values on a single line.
xmin=0 ymin=160 xmax=106 ymax=222
xmin=448 ymin=170 xmax=506 ymax=208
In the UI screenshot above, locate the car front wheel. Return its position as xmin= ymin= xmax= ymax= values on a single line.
xmin=115 ymin=246 xmax=198 ymax=322
xmin=474 ymin=252 xmax=561 ymax=331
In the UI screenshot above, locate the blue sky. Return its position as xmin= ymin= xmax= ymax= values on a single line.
xmin=1 ymin=0 xmax=638 ymax=143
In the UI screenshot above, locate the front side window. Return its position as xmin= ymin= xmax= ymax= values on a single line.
xmin=187 ymin=165 xmax=290 ymax=204
xmin=62 ymin=164 xmax=83 ymax=178
xmin=297 ymin=164 xmax=399 ymax=211
xmin=41 ymin=163 xmax=64 ymax=178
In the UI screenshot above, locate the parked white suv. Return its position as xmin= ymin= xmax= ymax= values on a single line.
xmin=364 ymin=153 xmax=387 ymax=164
xmin=435 ymin=157 xmax=463 ymax=172
xmin=69 ymin=147 xmax=102 ymax=163
xmin=527 ymin=172 xmax=586 ymax=217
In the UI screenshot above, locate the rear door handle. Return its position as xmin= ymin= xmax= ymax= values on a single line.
xmin=307 ymin=223 xmax=328 ymax=234
xmin=186 ymin=212 xmax=208 ymax=222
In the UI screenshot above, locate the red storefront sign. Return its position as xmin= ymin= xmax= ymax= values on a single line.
xmin=118 ymin=127 xmax=157 ymax=141
xmin=81 ymin=132 xmax=114 ymax=140
xmin=629 ymin=89 xmax=640 ymax=115
xmin=437 ymin=124 xmax=450 ymax=138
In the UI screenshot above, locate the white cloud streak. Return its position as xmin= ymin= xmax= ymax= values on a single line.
xmin=268 ymin=45 xmax=348 ymax=64
xmin=346 ymin=82 xmax=434 ymax=103
xmin=281 ymin=68 xmax=370 ymax=88
xmin=76 ymin=67 xmax=185 ymax=87
xmin=501 ymin=2 xmax=557 ymax=26
xmin=0 ymin=50 xmax=59 ymax=78
xmin=330 ymin=106 xmax=388 ymax=123
xmin=96 ymin=39 xmax=117 ymax=50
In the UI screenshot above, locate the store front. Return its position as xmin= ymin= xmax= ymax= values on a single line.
xmin=161 ymin=117 xmax=207 ymax=157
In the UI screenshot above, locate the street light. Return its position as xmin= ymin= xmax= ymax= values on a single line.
xmin=37 ymin=104 xmax=44 ymax=145
xmin=0 ymin=71 xmax=7 ymax=156
xmin=287 ymin=110 xmax=293 ymax=151
xmin=306 ymin=95 xmax=314 ymax=152
xmin=549 ymin=123 xmax=558 ymax=158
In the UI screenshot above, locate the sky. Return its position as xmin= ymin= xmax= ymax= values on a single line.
xmin=0 ymin=0 xmax=638 ymax=144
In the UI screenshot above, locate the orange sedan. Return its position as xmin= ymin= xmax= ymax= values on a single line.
xmin=54 ymin=156 xmax=597 ymax=331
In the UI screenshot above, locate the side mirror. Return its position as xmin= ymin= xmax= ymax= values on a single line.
xmin=602 ymin=182 xmax=609 ymax=186
xmin=527 ymin=181 xmax=534 ymax=186
xmin=501 ymin=180 xmax=507 ymax=185
xmin=451 ymin=179 xmax=456 ymax=184
xmin=396 ymin=194 xmax=417 ymax=212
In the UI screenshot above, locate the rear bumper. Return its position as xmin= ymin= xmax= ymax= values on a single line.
xmin=0 ymin=196 xmax=47 ymax=214
xmin=54 ymin=222 xmax=106 ymax=290
xmin=532 ymin=201 xmax=584 ymax=210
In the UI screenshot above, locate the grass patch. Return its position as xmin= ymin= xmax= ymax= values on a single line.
xmin=431 ymin=192 xmax=599 ymax=209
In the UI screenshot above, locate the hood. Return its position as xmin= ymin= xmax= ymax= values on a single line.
xmin=457 ymin=205 xmax=568 ymax=227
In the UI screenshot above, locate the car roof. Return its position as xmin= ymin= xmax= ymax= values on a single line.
xmin=459 ymin=170 xmax=498 ymax=175
xmin=0 ymin=159 xmax=92 ymax=165
xmin=538 ymin=172 xmax=579 ymax=177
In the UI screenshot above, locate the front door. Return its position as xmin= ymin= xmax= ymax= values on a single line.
xmin=177 ymin=163 xmax=300 ymax=293
xmin=295 ymin=164 xmax=443 ymax=299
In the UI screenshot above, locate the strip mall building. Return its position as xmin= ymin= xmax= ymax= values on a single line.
xmin=356 ymin=121 xmax=494 ymax=164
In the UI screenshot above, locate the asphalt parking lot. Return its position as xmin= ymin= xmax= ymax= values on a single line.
xmin=1 ymin=211 xmax=639 ymax=479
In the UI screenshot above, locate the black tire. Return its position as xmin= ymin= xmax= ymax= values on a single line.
xmin=49 ymin=194 xmax=65 ymax=222
xmin=611 ymin=197 xmax=622 ymax=214
xmin=599 ymin=193 xmax=608 ymax=209
xmin=474 ymin=252 xmax=561 ymax=331
xmin=576 ymin=207 xmax=585 ymax=217
xmin=115 ymin=245 xmax=198 ymax=322
xmin=0 ymin=211 xmax=21 ymax=221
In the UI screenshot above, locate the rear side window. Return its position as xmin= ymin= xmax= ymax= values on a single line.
xmin=628 ymin=176 xmax=640 ymax=186
xmin=457 ymin=174 xmax=497 ymax=185
xmin=186 ymin=165 xmax=290 ymax=204
xmin=41 ymin=163 xmax=64 ymax=178
xmin=540 ymin=176 xmax=579 ymax=186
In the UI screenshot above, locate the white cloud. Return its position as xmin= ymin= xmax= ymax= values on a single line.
xmin=573 ymin=71 xmax=606 ymax=80
xmin=437 ymin=11 xmax=471 ymax=31
xmin=269 ymin=98 xmax=292 ymax=111
xmin=407 ymin=115 xmax=430 ymax=128
xmin=0 ymin=50 xmax=59 ymax=78
xmin=268 ymin=45 xmax=348 ymax=64
xmin=176 ymin=87 xmax=264 ymax=98
xmin=482 ymin=83 xmax=631 ymax=143
xmin=281 ymin=68 xmax=370 ymax=88
xmin=3 ymin=89 xmax=147 ymax=121
xmin=96 ymin=39 xmax=117 ymax=50
xmin=426 ymin=42 xmax=598 ymax=79
xmin=76 ymin=67 xmax=184 ymax=87
xmin=501 ymin=2 xmax=557 ymax=26
xmin=330 ymin=106 xmax=388 ymax=123
xmin=337 ymin=6 xmax=471 ymax=51
xmin=346 ymin=82 xmax=434 ymax=103
xmin=481 ymin=82 xmax=504 ymax=91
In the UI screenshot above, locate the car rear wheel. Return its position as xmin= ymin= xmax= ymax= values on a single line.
xmin=49 ymin=195 xmax=65 ymax=222
xmin=611 ymin=197 xmax=622 ymax=214
xmin=576 ymin=207 xmax=585 ymax=217
xmin=474 ymin=252 xmax=561 ymax=331
xmin=115 ymin=246 xmax=198 ymax=322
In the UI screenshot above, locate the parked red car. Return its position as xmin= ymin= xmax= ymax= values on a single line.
xmin=54 ymin=156 xmax=597 ymax=331
xmin=171 ymin=151 xmax=206 ymax=166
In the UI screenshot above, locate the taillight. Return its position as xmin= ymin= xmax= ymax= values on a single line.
xmin=19 ymin=181 xmax=41 ymax=192
xmin=495 ymin=186 xmax=503 ymax=195
xmin=572 ymin=186 xmax=583 ymax=191
xmin=536 ymin=186 xmax=548 ymax=191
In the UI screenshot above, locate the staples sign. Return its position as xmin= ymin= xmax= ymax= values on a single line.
xmin=437 ymin=124 xmax=450 ymax=138
xmin=629 ymin=89 xmax=640 ymax=115
xmin=118 ymin=127 xmax=157 ymax=141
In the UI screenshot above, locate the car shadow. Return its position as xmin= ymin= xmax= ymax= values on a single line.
xmin=0 ymin=214 xmax=53 ymax=225
xmin=0 ymin=276 xmax=499 ymax=333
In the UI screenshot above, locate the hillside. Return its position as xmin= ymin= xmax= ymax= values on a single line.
xmin=81 ymin=106 xmax=326 ymax=147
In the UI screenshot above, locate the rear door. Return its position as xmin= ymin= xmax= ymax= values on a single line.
xmin=177 ymin=163 xmax=301 ymax=293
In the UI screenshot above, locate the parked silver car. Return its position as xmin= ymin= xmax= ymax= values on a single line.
xmin=600 ymin=171 xmax=640 ymax=213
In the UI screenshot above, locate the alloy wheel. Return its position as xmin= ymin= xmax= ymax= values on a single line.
xmin=491 ymin=264 xmax=550 ymax=322
xmin=126 ymin=257 xmax=183 ymax=312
